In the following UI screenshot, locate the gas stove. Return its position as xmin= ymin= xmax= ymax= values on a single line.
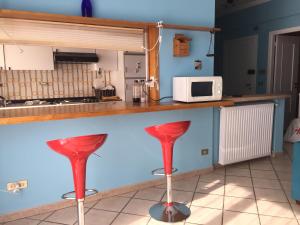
xmin=4 ymin=97 xmax=100 ymax=108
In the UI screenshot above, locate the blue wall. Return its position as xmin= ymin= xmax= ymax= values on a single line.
xmin=216 ymin=0 xmax=300 ymax=93
xmin=0 ymin=109 xmax=213 ymax=215
xmin=0 ymin=0 xmax=216 ymax=215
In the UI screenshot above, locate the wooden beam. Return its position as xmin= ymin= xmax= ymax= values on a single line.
xmin=0 ymin=9 xmax=221 ymax=32
xmin=159 ymin=24 xmax=221 ymax=32
xmin=147 ymin=27 xmax=160 ymax=101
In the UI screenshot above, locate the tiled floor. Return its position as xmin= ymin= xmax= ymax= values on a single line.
xmin=4 ymin=152 xmax=300 ymax=225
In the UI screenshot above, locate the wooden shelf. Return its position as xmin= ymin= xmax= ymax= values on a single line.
xmin=0 ymin=9 xmax=221 ymax=32
xmin=0 ymin=100 xmax=234 ymax=125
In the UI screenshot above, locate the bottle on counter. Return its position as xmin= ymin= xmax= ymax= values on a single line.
xmin=140 ymin=79 xmax=146 ymax=103
xmin=133 ymin=79 xmax=141 ymax=103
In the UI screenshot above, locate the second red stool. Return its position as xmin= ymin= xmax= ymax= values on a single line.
xmin=47 ymin=134 xmax=107 ymax=225
xmin=145 ymin=121 xmax=191 ymax=222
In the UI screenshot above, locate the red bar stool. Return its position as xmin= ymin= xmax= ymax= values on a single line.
xmin=47 ymin=134 xmax=107 ymax=225
xmin=145 ymin=121 xmax=191 ymax=223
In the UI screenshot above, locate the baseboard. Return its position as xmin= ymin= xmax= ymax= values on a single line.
xmin=0 ymin=167 xmax=213 ymax=223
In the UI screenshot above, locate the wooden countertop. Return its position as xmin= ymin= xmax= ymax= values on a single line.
xmin=0 ymin=94 xmax=289 ymax=125
xmin=223 ymin=94 xmax=290 ymax=103
xmin=0 ymin=100 xmax=233 ymax=125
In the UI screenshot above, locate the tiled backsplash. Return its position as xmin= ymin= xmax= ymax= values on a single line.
xmin=0 ymin=63 xmax=100 ymax=100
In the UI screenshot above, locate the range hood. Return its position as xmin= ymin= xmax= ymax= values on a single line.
xmin=54 ymin=52 xmax=99 ymax=63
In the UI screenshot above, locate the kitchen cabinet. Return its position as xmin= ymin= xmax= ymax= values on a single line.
xmin=4 ymin=45 xmax=54 ymax=70
xmin=124 ymin=54 xmax=146 ymax=78
xmin=96 ymin=49 xmax=118 ymax=71
xmin=0 ymin=45 xmax=5 ymax=70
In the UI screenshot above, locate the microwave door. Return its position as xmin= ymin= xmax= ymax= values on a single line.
xmin=191 ymin=81 xmax=213 ymax=98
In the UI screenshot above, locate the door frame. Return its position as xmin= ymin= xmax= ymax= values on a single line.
xmin=223 ymin=35 xmax=258 ymax=95
xmin=267 ymin=26 xmax=300 ymax=93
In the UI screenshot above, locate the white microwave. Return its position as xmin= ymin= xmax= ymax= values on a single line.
xmin=173 ymin=76 xmax=223 ymax=102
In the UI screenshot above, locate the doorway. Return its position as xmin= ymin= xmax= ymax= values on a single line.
xmin=223 ymin=35 xmax=258 ymax=96
xmin=268 ymin=27 xmax=300 ymax=128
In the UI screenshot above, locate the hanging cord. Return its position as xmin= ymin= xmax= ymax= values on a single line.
xmin=206 ymin=31 xmax=215 ymax=57
xmin=142 ymin=21 xmax=163 ymax=52
xmin=142 ymin=82 xmax=172 ymax=102
xmin=0 ymin=26 xmax=24 ymax=53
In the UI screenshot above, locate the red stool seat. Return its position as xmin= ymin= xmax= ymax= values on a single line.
xmin=47 ymin=134 xmax=107 ymax=200
xmin=145 ymin=121 xmax=191 ymax=222
xmin=47 ymin=134 xmax=107 ymax=225
xmin=145 ymin=121 xmax=190 ymax=175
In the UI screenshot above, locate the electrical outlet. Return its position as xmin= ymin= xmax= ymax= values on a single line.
xmin=201 ymin=149 xmax=209 ymax=156
xmin=7 ymin=180 xmax=28 ymax=192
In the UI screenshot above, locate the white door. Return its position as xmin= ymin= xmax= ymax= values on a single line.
xmin=0 ymin=44 xmax=5 ymax=70
xmin=4 ymin=45 xmax=54 ymax=70
xmin=273 ymin=35 xmax=300 ymax=126
xmin=223 ymin=35 xmax=258 ymax=95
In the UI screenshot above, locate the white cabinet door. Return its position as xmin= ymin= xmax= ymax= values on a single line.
xmin=124 ymin=54 xmax=146 ymax=78
xmin=4 ymin=45 xmax=54 ymax=70
xmin=96 ymin=49 xmax=118 ymax=71
xmin=0 ymin=45 xmax=5 ymax=70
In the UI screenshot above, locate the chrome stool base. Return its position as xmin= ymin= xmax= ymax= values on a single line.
xmin=149 ymin=202 xmax=191 ymax=223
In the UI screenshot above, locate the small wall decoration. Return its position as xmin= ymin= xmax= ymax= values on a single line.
xmin=81 ymin=0 xmax=93 ymax=17
xmin=173 ymin=34 xmax=192 ymax=57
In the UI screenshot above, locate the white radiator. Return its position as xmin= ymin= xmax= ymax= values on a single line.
xmin=219 ymin=103 xmax=274 ymax=165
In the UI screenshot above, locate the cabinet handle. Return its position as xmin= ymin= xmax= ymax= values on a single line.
xmin=8 ymin=67 xmax=11 ymax=70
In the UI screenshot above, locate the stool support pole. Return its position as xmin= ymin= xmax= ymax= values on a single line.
xmin=166 ymin=175 xmax=173 ymax=205
xmin=77 ymin=199 xmax=85 ymax=225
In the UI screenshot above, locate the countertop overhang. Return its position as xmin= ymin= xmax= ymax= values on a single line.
xmin=0 ymin=94 xmax=290 ymax=125
xmin=0 ymin=100 xmax=233 ymax=125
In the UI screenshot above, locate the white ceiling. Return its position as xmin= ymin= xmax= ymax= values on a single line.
xmin=216 ymin=0 xmax=271 ymax=17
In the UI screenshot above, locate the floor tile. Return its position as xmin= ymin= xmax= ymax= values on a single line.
xmin=251 ymin=170 xmax=277 ymax=179
xmin=45 ymin=207 xmax=77 ymax=225
xmin=38 ymin=222 xmax=61 ymax=225
xmin=111 ymin=213 xmax=149 ymax=225
xmin=122 ymin=198 xmax=157 ymax=216
xmin=214 ymin=167 xmax=225 ymax=175
xmin=172 ymin=176 xmax=199 ymax=192
xmin=199 ymin=173 xmax=225 ymax=183
xmin=118 ymin=191 xmax=137 ymax=198
xmin=29 ymin=212 xmax=53 ymax=220
xmin=277 ymin=171 xmax=292 ymax=181
xmin=291 ymin=204 xmax=300 ymax=219
xmin=252 ymin=178 xmax=281 ymax=189
xmin=223 ymin=211 xmax=260 ymax=225
xmin=250 ymin=162 xmax=273 ymax=171
xmin=227 ymin=162 xmax=249 ymax=169
xmin=192 ymin=193 xmax=224 ymax=209
xmin=225 ymin=185 xmax=254 ymax=199
xmin=224 ymin=196 xmax=258 ymax=214
xmin=256 ymin=200 xmax=294 ymax=218
xmin=260 ymin=215 xmax=298 ymax=225
xmin=94 ymin=196 xmax=130 ymax=212
xmin=255 ymin=188 xmax=288 ymax=202
xmin=273 ymin=164 xmax=292 ymax=172
xmin=226 ymin=175 xmax=253 ymax=187
xmin=196 ymin=181 xmax=224 ymax=195
xmin=4 ymin=219 xmax=39 ymax=225
xmin=84 ymin=200 xmax=98 ymax=209
xmin=134 ymin=187 xmax=165 ymax=201
xmin=162 ymin=190 xmax=194 ymax=204
xmin=186 ymin=206 xmax=222 ymax=225
xmin=281 ymin=180 xmax=292 ymax=190
xmin=284 ymin=189 xmax=296 ymax=205
xmin=226 ymin=168 xmax=251 ymax=177
xmin=83 ymin=209 xmax=118 ymax=225
xmin=148 ymin=218 xmax=184 ymax=224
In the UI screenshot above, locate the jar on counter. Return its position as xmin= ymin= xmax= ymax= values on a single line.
xmin=133 ymin=79 xmax=141 ymax=103
xmin=140 ymin=79 xmax=146 ymax=103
